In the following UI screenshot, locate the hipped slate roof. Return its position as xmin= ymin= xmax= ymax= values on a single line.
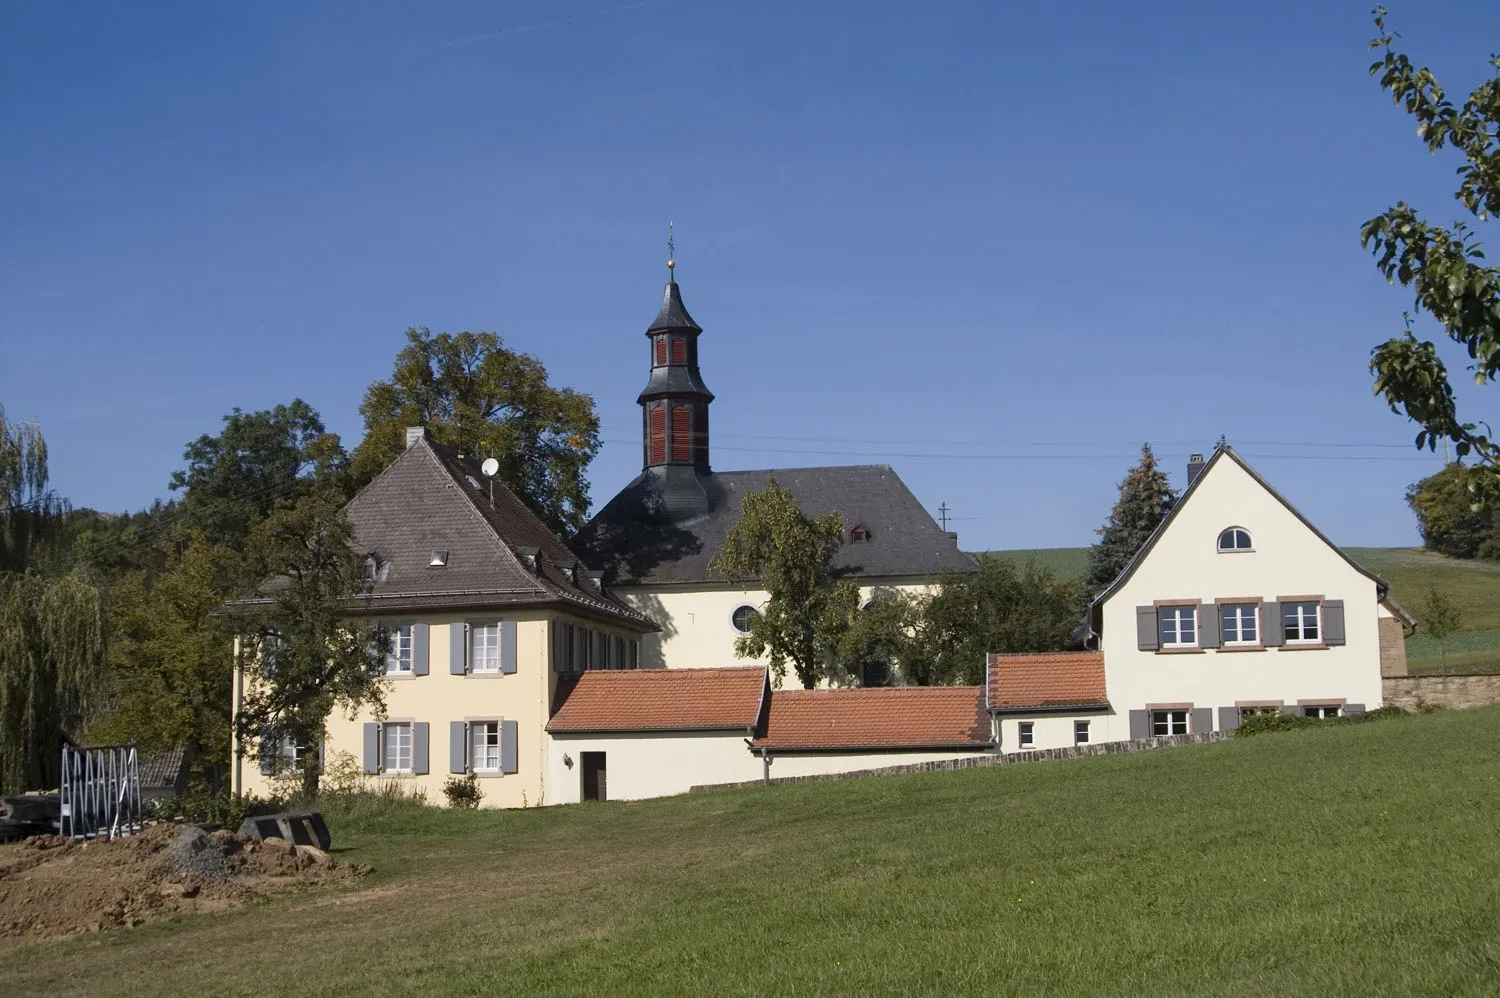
xmin=577 ymin=465 xmax=978 ymax=586
xmin=750 ymin=687 xmax=992 ymax=753
xmin=547 ymin=667 xmax=768 ymax=732
xmin=333 ymin=435 xmax=654 ymax=630
xmin=986 ymin=652 xmax=1109 ymax=712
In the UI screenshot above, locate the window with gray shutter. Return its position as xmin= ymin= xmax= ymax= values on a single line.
xmin=1198 ymin=604 xmax=1220 ymax=649
xmin=450 ymin=622 xmax=468 ymax=674
xmin=1261 ymin=602 xmax=1284 ymax=646
xmin=449 ymin=721 xmax=467 ymax=773
xmin=1345 ymin=703 xmax=1366 ymax=714
xmin=1323 ymin=600 xmax=1346 ymax=645
xmin=501 ymin=720 xmax=519 ymax=774
xmin=363 ymin=723 xmax=380 ymax=774
xmin=1136 ymin=607 xmax=1159 ymax=651
xmin=1190 ymin=707 xmax=1213 ymax=733
xmin=259 ymin=727 xmax=277 ymax=775
xmin=1217 ymin=706 xmax=1240 ymax=731
xmin=412 ymin=623 xmax=430 ymax=675
xmin=413 ymin=722 xmax=430 ymax=775
xmin=501 ymin=620 xmax=518 ymax=674
xmin=1128 ymin=709 xmax=1149 ymax=739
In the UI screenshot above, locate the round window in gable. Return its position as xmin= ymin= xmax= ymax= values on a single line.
xmin=730 ymin=604 xmax=761 ymax=634
xmin=1217 ymin=527 xmax=1253 ymax=552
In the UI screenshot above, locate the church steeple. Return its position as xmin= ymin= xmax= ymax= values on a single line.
xmin=638 ymin=276 xmax=713 ymax=475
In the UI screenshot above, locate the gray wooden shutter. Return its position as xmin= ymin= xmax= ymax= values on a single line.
xmin=450 ymin=622 xmax=468 ymax=674
xmin=449 ymin=721 xmax=468 ymax=773
xmin=501 ymin=719 xmax=519 ymax=774
xmin=1262 ymin=602 xmax=1284 ymax=647
xmin=1323 ymin=600 xmax=1346 ymax=645
xmin=1281 ymin=703 xmax=1300 ymax=716
xmin=363 ymin=722 xmax=380 ymax=774
xmin=413 ymin=721 xmax=430 ymax=775
xmin=1345 ymin=703 xmax=1366 ymax=715
xmin=551 ymin=622 xmax=563 ymax=672
xmin=413 ymin=623 xmax=430 ymax=676
xmin=1190 ymin=707 xmax=1213 ymax=734
xmin=1218 ymin=706 xmax=1240 ymax=731
xmin=501 ymin=620 xmax=518 ymax=674
xmin=1136 ymin=607 xmax=1159 ymax=651
xmin=259 ymin=728 xmax=277 ymax=775
xmin=1129 ymin=709 xmax=1148 ymax=739
xmin=1198 ymin=604 xmax=1220 ymax=649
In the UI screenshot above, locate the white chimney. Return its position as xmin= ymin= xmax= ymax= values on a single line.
xmin=405 ymin=426 xmax=427 ymax=448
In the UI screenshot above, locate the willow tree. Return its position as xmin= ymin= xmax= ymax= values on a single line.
xmin=1 ymin=403 xmax=63 ymax=572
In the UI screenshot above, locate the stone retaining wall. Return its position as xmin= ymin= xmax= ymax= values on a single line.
xmin=1384 ymin=674 xmax=1500 ymax=710
xmin=692 ymin=731 xmax=1228 ymax=792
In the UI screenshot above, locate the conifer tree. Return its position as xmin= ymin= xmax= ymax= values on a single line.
xmin=1083 ymin=444 xmax=1178 ymax=602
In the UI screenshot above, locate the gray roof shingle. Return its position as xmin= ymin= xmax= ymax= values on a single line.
xmin=577 ymin=465 xmax=978 ymax=586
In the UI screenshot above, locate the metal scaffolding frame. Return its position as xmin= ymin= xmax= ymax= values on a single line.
xmin=59 ymin=743 xmax=142 ymax=840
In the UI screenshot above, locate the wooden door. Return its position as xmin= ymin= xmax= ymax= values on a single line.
xmin=581 ymin=752 xmax=607 ymax=802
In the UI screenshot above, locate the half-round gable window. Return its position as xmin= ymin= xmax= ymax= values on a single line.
xmin=1217 ymin=527 xmax=1253 ymax=552
xmin=850 ymin=525 xmax=870 ymax=544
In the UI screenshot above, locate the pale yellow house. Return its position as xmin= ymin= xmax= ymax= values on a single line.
xmin=576 ymin=276 xmax=977 ymax=684
xmin=231 ymin=427 xmax=657 ymax=808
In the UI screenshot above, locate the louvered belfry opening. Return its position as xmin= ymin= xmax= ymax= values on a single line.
xmin=637 ymin=278 xmax=714 ymax=477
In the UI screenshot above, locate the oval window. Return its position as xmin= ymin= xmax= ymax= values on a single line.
xmin=1217 ymin=527 xmax=1253 ymax=552
xmin=730 ymin=604 xmax=761 ymax=634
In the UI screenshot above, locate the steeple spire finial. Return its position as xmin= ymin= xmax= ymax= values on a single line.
xmin=667 ymin=220 xmax=676 ymax=282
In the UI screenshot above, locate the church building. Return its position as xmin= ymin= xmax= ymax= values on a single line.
xmin=577 ymin=272 xmax=977 ymax=682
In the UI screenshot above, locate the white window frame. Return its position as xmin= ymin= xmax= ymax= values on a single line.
xmin=1219 ymin=604 xmax=1259 ymax=646
xmin=470 ymin=720 xmax=501 ymax=772
xmin=730 ymin=604 xmax=760 ymax=635
xmin=1217 ymin=527 xmax=1253 ymax=552
xmin=1303 ymin=704 xmax=1341 ymax=720
xmin=1074 ymin=720 xmax=1090 ymax=746
xmin=1283 ymin=602 xmax=1322 ymax=644
xmin=1159 ymin=606 xmax=1197 ymax=648
xmin=1018 ymin=721 xmax=1035 ymax=749
xmin=386 ymin=624 xmax=414 ymax=675
xmin=470 ymin=623 xmax=501 ymax=673
xmin=1151 ymin=710 xmax=1188 ymax=736
xmin=382 ymin=722 xmax=413 ymax=774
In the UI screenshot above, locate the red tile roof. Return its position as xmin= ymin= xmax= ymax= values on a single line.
xmin=750 ymin=687 xmax=991 ymax=752
xmin=986 ymin=652 xmax=1108 ymax=711
xmin=547 ymin=667 xmax=768 ymax=733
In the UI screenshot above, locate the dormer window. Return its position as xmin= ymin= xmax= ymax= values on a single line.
xmin=850 ymin=525 xmax=870 ymax=544
xmin=429 ymin=550 xmax=449 ymax=568
xmin=1217 ymin=527 xmax=1253 ymax=552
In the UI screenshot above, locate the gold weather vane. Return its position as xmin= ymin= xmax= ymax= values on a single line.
xmin=667 ymin=220 xmax=676 ymax=280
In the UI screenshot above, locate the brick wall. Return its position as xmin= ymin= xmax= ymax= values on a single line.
xmin=691 ymin=731 xmax=1228 ymax=792
xmin=1383 ymin=675 xmax=1500 ymax=710
xmin=1379 ymin=617 xmax=1409 ymax=677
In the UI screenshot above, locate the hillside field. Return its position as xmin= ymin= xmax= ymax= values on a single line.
xmin=3 ymin=709 xmax=1500 ymax=995
xmin=986 ymin=546 xmax=1500 ymax=674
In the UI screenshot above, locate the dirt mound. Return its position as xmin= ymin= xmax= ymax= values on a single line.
xmin=0 ymin=822 xmax=367 ymax=942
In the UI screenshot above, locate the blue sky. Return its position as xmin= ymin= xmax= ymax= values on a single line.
xmin=3 ymin=0 xmax=1497 ymax=550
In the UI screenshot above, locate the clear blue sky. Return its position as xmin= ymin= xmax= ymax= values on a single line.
xmin=3 ymin=1 xmax=1497 ymax=550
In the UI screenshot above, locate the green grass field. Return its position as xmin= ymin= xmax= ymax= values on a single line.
xmin=986 ymin=546 xmax=1500 ymax=672
xmin=4 ymin=710 xmax=1500 ymax=995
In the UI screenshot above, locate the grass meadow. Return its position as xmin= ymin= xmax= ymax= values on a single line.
xmin=987 ymin=546 xmax=1500 ymax=673
xmin=3 ymin=708 xmax=1500 ymax=996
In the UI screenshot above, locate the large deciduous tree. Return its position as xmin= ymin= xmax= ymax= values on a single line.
xmin=1406 ymin=462 xmax=1499 ymax=559
xmin=352 ymin=328 xmax=600 ymax=537
xmin=1083 ymin=445 xmax=1178 ymax=601
xmin=1364 ymin=8 xmax=1500 ymax=488
xmin=171 ymin=401 xmax=346 ymax=547
xmin=711 ymin=478 xmax=859 ymax=689
xmin=230 ymin=488 xmax=387 ymax=796
xmin=1 ymin=403 xmax=64 ymax=572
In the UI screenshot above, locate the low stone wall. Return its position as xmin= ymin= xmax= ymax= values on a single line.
xmin=1384 ymin=674 xmax=1500 ymax=710
xmin=692 ymin=731 xmax=1228 ymax=792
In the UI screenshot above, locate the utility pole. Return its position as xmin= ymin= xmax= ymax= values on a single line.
xmin=937 ymin=502 xmax=951 ymax=531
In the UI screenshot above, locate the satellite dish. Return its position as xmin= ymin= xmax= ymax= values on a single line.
xmin=480 ymin=458 xmax=499 ymax=477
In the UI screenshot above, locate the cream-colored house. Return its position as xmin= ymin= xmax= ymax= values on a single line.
xmin=231 ymin=427 xmax=657 ymax=808
xmin=576 ymin=277 xmax=976 ymax=683
xmin=984 ymin=445 xmax=1415 ymax=752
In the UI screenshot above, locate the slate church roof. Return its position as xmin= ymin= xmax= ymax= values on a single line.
xmin=577 ymin=465 xmax=979 ymax=586
xmin=332 ymin=431 xmax=654 ymax=630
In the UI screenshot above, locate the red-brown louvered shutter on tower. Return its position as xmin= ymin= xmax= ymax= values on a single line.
xmin=648 ymin=406 xmax=666 ymax=464
xmin=671 ymin=406 xmax=691 ymax=462
xmin=654 ymin=338 xmax=667 ymax=365
xmin=671 ymin=337 xmax=686 ymax=363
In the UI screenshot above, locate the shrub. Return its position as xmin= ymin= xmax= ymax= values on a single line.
xmin=443 ymin=772 xmax=483 ymax=810
xmin=1234 ymin=706 xmax=1409 ymax=738
xmin=148 ymin=787 xmax=284 ymax=829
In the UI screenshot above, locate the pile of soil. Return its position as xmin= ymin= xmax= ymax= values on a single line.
xmin=0 ymin=822 xmax=368 ymax=942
